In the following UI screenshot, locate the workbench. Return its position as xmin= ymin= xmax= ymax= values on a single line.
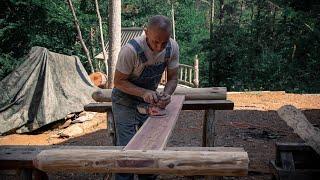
xmin=84 ymin=99 xmax=234 ymax=147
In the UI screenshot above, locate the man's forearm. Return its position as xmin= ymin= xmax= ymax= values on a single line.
xmin=114 ymin=80 xmax=148 ymax=98
xmin=163 ymin=79 xmax=178 ymax=95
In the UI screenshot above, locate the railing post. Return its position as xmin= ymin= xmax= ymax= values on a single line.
xmin=184 ymin=67 xmax=188 ymax=81
xmin=189 ymin=68 xmax=192 ymax=84
xmin=193 ymin=55 xmax=199 ymax=87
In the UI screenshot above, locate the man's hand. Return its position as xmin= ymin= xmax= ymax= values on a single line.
xmin=156 ymin=92 xmax=171 ymax=109
xmin=141 ymin=90 xmax=159 ymax=104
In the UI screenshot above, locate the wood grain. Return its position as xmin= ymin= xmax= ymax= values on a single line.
xmin=34 ymin=149 xmax=249 ymax=176
xmin=124 ymin=95 xmax=185 ymax=150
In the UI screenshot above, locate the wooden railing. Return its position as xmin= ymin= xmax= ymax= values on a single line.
xmin=161 ymin=55 xmax=199 ymax=87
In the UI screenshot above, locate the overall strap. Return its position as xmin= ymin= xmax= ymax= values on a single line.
xmin=164 ymin=41 xmax=172 ymax=62
xmin=128 ymin=39 xmax=148 ymax=63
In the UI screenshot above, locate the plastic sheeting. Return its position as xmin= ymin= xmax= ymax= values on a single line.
xmin=0 ymin=47 xmax=97 ymax=134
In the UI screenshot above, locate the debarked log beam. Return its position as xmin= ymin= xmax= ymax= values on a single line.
xmin=34 ymin=149 xmax=249 ymax=176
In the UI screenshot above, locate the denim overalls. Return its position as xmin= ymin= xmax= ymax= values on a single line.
xmin=111 ymin=39 xmax=171 ymax=180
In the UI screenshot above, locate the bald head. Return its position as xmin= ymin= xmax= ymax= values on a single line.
xmin=144 ymin=15 xmax=172 ymax=52
xmin=146 ymin=15 xmax=172 ymax=33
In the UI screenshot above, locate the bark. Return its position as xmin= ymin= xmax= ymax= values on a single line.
xmin=107 ymin=0 xmax=121 ymax=88
xmin=67 ymin=0 xmax=94 ymax=73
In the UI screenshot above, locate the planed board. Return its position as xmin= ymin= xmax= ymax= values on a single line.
xmin=84 ymin=100 xmax=234 ymax=112
xmin=124 ymin=95 xmax=185 ymax=150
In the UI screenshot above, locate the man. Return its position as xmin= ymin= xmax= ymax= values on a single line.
xmin=111 ymin=15 xmax=179 ymax=180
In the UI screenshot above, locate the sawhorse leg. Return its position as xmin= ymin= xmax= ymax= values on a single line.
xmin=18 ymin=169 xmax=48 ymax=180
xmin=202 ymin=109 xmax=215 ymax=147
xmin=106 ymin=110 xmax=116 ymax=180
xmin=107 ymin=110 xmax=117 ymax=146
xmin=202 ymin=109 xmax=222 ymax=180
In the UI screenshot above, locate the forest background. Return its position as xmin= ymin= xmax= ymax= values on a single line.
xmin=0 ymin=0 xmax=319 ymax=93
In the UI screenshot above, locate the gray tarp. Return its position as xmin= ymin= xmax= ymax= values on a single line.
xmin=0 ymin=47 xmax=97 ymax=134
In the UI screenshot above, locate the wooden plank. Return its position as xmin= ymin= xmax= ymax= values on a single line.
xmin=277 ymin=105 xmax=320 ymax=155
xmin=84 ymin=102 xmax=112 ymax=112
xmin=124 ymin=95 xmax=185 ymax=150
xmin=84 ymin=100 xmax=234 ymax=112
xmin=182 ymin=100 xmax=234 ymax=110
xmin=34 ymin=149 xmax=249 ymax=176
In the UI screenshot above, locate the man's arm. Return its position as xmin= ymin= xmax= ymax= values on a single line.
xmin=156 ymin=67 xmax=178 ymax=108
xmin=114 ymin=70 xmax=159 ymax=104
xmin=163 ymin=67 xmax=178 ymax=95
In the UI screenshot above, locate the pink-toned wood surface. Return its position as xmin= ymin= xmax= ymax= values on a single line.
xmin=124 ymin=95 xmax=185 ymax=150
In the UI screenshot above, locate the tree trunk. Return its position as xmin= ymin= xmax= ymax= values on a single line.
xmin=108 ymin=0 xmax=121 ymax=88
xmin=67 ymin=0 xmax=94 ymax=73
xmin=239 ymin=0 xmax=243 ymax=24
xmin=171 ymin=3 xmax=176 ymax=40
xmin=210 ymin=0 xmax=215 ymax=40
xmin=95 ymin=0 xmax=108 ymax=77
xmin=219 ymin=0 xmax=224 ymax=24
xmin=89 ymin=27 xmax=97 ymax=70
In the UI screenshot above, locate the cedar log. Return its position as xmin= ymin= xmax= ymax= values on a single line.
xmin=277 ymin=105 xmax=320 ymax=155
xmin=91 ymin=87 xmax=226 ymax=102
xmin=34 ymin=149 xmax=248 ymax=176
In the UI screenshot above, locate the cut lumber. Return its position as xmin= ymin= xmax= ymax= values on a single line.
xmin=33 ymin=149 xmax=249 ymax=176
xmin=84 ymin=100 xmax=234 ymax=112
xmin=91 ymin=87 xmax=226 ymax=102
xmin=124 ymin=95 xmax=185 ymax=150
xmin=277 ymin=105 xmax=320 ymax=155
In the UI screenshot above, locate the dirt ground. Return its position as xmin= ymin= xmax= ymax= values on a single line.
xmin=1 ymin=91 xmax=320 ymax=180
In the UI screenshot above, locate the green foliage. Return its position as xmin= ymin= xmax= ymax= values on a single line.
xmin=0 ymin=0 xmax=108 ymax=79
xmin=0 ymin=53 xmax=23 ymax=80
xmin=1 ymin=0 xmax=319 ymax=93
xmin=202 ymin=0 xmax=320 ymax=93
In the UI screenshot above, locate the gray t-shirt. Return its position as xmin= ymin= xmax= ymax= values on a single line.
xmin=116 ymin=35 xmax=179 ymax=80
